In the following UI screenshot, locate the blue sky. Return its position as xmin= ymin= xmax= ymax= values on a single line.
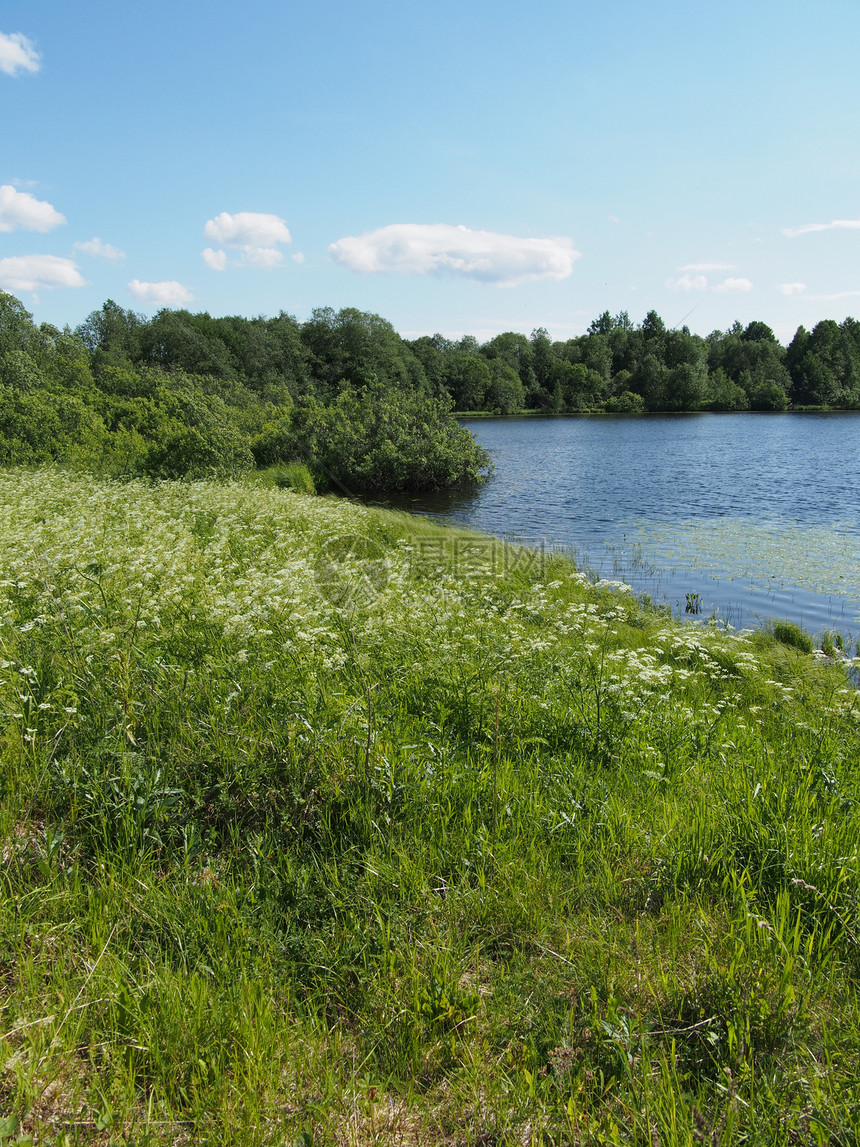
xmin=2 ymin=0 xmax=859 ymax=343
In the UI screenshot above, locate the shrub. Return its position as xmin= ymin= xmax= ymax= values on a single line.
xmin=257 ymin=381 xmax=492 ymax=493
xmin=147 ymin=422 xmax=254 ymax=479
xmin=604 ymin=390 xmax=645 ymax=414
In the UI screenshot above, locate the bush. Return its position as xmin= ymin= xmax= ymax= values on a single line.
xmin=147 ymin=422 xmax=254 ymax=479
xmin=604 ymin=390 xmax=645 ymax=414
xmin=310 ymin=382 xmax=492 ymax=491
xmin=0 ymin=384 xmax=107 ymax=466
xmin=257 ymin=380 xmax=492 ymax=493
xmin=250 ymin=417 xmax=294 ymax=468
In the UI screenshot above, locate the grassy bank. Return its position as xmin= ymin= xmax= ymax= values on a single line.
xmin=1 ymin=468 xmax=859 ymax=1145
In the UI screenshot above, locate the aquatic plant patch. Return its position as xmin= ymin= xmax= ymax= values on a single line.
xmin=633 ymin=517 xmax=860 ymax=603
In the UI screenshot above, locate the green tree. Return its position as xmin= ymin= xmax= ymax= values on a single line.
xmin=76 ymin=299 xmax=144 ymax=370
xmin=559 ymin=361 xmax=604 ymax=410
xmin=664 ymin=363 xmax=707 ymax=411
xmin=789 ymin=319 xmax=860 ymax=406
xmin=138 ymin=309 xmax=239 ymax=379
xmin=530 ymin=327 xmax=556 ymax=401
xmin=633 ymin=354 xmax=669 ymax=410
xmin=0 ymin=293 xmax=40 ymax=357
xmin=300 ymin=307 xmax=426 ymax=399
xmin=743 ymin=320 xmax=778 ymax=343
xmin=641 ymin=310 xmax=666 ymax=345
xmin=485 ymin=360 xmax=524 ymax=413
xmin=443 ymin=351 xmax=491 ymax=411
xmin=0 ymin=347 xmax=44 ymax=391
xmin=747 ymin=376 xmax=790 ymax=411
xmin=408 ymin=333 xmax=453 ymax=395
xmin=704 ymin=368 xmax=749 ymax=411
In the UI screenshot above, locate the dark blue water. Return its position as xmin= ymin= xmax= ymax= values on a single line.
xmin=382 ymin=413 xmax=860 ymax=638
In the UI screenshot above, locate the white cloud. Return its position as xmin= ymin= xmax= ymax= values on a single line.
xmin=678 ymin=262 xmax=735 ymax=272
xmin=204 ymin=211 xmax=292 ymax=248
xmin=667 ymin=272 xmax=752 ymax=294
xmin=201 ymin=247 xmax=227 ymax=271
xmin=608 ymin=214 xmax=622 ymax=225
xmin=328 ymin=223 xmax=580 ymax=286
xmin=778 ymin=282 xmax=806 ymax=296
xmin=713 ymin=277 xmax=753 ymax=294
xmin=782 ymin=219 xmax=860 ymax=238
xmin=203 ymin=211 xmax=292 ymax=269
xmin=128 ymin=279 xmax=194 ymax=306
xmin=291 ymin=251 xmax=306 ymax=264
xmin=73 ymin=237 xmax=125 ymax=262
xmin=0 ymin=184 xmax=65 ymax=232
xmin=241 ymin=245 xmax=284 ymax=268
xmin=666 ymin=273 xmax=708 ymax=291
xmin=0 ymin=255 xmax=85 ymax=292
xmin=0 ymin=32 xmax=40 ymax=76
xmin=808 ymin=289 xmax=860 ymax=301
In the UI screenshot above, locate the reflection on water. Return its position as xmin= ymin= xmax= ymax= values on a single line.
xmin=374 ymin=413 xmax=860 ymax=638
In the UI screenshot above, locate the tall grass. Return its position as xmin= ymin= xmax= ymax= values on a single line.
xmin=0 ymin=467 xmax=859 ymax=1144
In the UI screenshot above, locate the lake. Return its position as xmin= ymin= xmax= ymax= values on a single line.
xmin=381 ymin=412 xmax=860 ymax=641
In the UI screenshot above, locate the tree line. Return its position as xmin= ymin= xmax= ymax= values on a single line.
xmin=414 ymin=310 xmax=860 ymax=415
xmin=1 ymin=292 xmax=858 ymax=490
xmin=0 ymin=295 xmax=488 ymax=491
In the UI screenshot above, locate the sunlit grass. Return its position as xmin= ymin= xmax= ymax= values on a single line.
xmin=1 ymin=467 xmax=859 ymax=1144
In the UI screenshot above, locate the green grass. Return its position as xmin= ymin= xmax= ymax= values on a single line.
xmin=257 ymin=461 xmax=317 ymax=495
xmin=771 ymin=619 xmax=815 ymax=654
xmin=1 ymin=467 xmax=859 ymax=1145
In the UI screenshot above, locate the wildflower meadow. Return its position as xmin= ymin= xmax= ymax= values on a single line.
xmin=1 ymin=468 xmax=859 ymax=1144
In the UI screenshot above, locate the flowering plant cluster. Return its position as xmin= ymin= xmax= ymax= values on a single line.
xmin=1 ymin=467 xmax=858 ymax=1142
